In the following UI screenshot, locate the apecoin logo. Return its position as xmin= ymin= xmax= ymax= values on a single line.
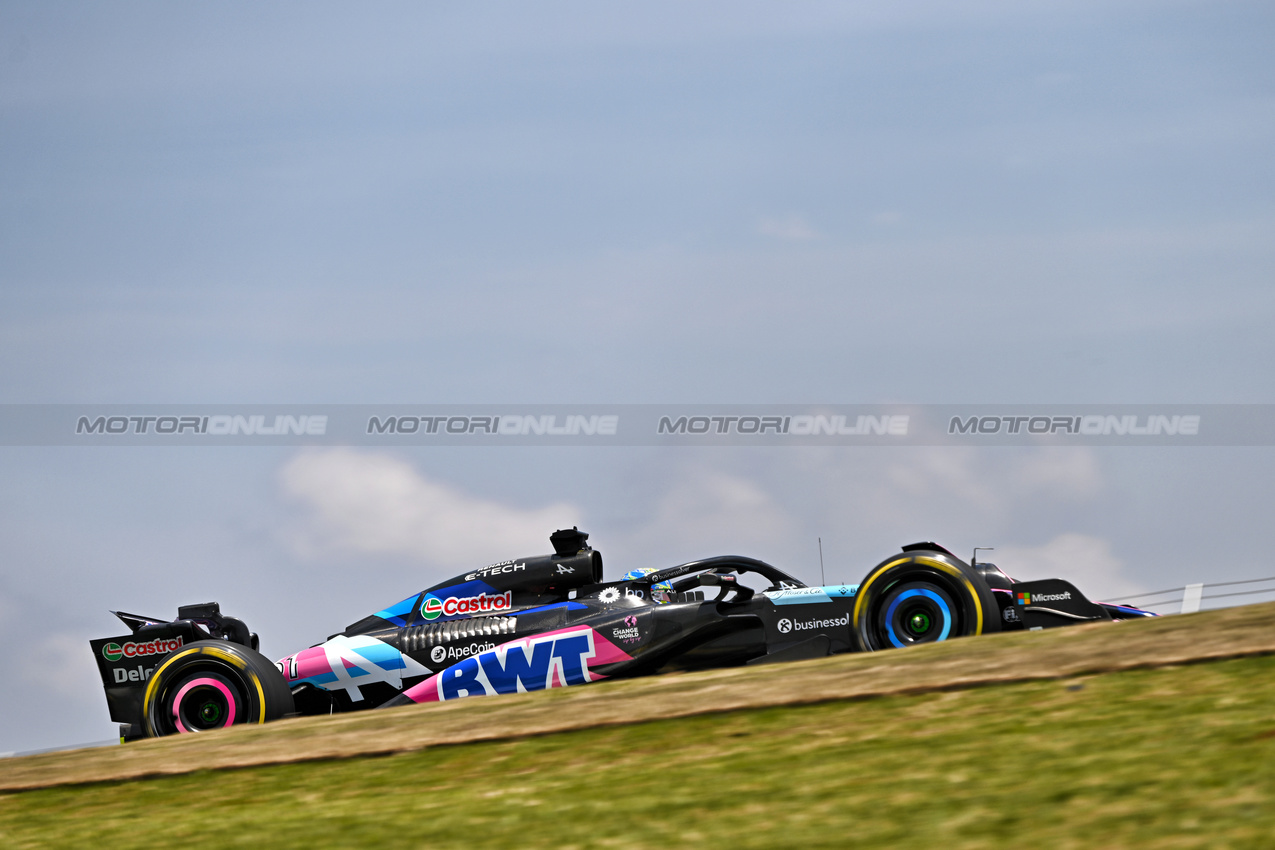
xmin=431 ymin=645 xmax=447 ymax=663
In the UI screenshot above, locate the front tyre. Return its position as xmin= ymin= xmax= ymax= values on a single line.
xmin=143 ymin=641 xmax=294 ymax=737
xmin=853 ymin=552 xmax=998 ymax=651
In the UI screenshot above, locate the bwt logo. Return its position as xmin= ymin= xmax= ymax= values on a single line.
xmin=439 ymin=628 xmax=599 ymax=700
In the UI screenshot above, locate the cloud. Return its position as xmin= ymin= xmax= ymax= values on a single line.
xmin=18 ymin=631 xmax=101 ymax=700
xmin=279 ymin=449 xmax=582 ymax=566
xmin=866 ymin=446 xmax=1103 ymax=528
xmin=1007 ymin=447 xmax=1103 ymax=497
xmin=280 ymin=450 xmax=801 ymax=581
xmin=992 ymin=533 xmax=1144 ymax=601
xmin=622 ymin=467 xmax=799 ymax=561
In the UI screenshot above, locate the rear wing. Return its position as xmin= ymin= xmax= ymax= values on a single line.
xmin=90 ymin=602 xmax=258 ymax=741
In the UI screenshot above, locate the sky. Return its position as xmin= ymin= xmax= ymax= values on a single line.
xmin=1 ymin=1 xmax=1273 ymax=753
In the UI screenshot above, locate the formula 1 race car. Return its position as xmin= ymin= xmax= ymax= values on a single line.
xmin=90 ymin=528 xmax=1153 ymax=740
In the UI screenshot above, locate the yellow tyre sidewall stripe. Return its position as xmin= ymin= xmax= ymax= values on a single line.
xmin=853 ymin=556 xmax=984 ymax=637
xmin=143 ymin=644 xmax=268 ymax=727
xmin=852 ymin=557 xmax=911 ymax=625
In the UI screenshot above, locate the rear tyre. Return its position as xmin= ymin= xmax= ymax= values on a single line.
xmin=142 ymin=640 xmax=294 ymax=737
xmin=853 ymin=552 xmax=998 ymax=651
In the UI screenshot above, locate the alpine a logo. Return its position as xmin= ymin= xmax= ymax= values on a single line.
xmin=421 ymin=591 xmax=513 ymax=621
xmin=101 ymin=637 xmax=183 ymax=662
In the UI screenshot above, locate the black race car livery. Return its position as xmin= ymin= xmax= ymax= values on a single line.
xmin=90 ymin=529 xmax=1153 ymax=740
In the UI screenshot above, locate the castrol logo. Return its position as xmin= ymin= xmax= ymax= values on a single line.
xmin=101 ymin=637 xmax=183 ymax=662
xmin=421 ymin=591 xmax=512 ymax=621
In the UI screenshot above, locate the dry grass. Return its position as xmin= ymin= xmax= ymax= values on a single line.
xmin=1 ymin=655 xmax=1273 ymax=848
xmin=2 ymin=601 xmax=1273 ymax=792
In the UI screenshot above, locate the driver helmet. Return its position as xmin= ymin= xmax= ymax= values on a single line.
xmin=622 ymin=568 xmax=675 ymax=604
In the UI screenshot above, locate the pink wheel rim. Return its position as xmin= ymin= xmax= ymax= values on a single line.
xmin=172 ymin=677 xmax=237 ymax=733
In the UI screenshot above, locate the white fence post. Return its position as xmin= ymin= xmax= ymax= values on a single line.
xmin=1180 ymin=583 xmax=1204 ymax=614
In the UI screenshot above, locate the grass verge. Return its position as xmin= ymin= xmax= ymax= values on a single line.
xmin=2 ymin=654 xmax=1273 ymax=848
xmin=4 ymin=601 xmax=1275 ymax=792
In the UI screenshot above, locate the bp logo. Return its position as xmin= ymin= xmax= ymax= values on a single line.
xmin=102 ymin=642 xmax=123 ymax=661
xmin=421 ymin=597 xmax=444 ymax=620
xmin=777 ymin=618 xmax=792 ymax=634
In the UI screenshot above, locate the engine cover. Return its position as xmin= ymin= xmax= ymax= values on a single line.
xmin=429 ymin=549 xmax=603 ymax=595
